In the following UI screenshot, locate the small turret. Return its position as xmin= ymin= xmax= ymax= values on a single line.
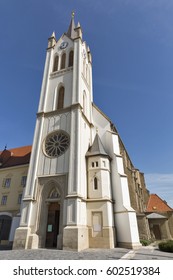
xmin=66 ymin=12 xmax=78 ymax=39
xmin=86 ymin=134 xmax=112 ymax=200
xmin=47 ymin=32 xmax=56 ymax=49
xmin=87 ymin=46 xmax=92 ymax=63
xmin=74 ymin=22 xmax=83 ymax=40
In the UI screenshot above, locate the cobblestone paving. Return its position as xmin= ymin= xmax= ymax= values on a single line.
xmin=0 ymin=244 xmax=173 ymax=260
xmin=0 ymin=248 xmax=129 ymax=260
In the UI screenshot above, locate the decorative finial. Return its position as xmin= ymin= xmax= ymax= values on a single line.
xmin=96 ymin=127 xmax=99 ymax=134
xmin=72 ymin=11 xmax=75 ymax=18
xmin=4 ymin=144 xmax=7 ymax=150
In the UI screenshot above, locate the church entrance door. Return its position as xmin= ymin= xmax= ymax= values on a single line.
xmin=45 ymin=203 xmax=60 ymax=248
xmin=153 ymin=224 xmax=161 ymax=240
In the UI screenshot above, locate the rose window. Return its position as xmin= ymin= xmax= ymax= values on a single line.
xmin=44 ymin=131 xmax=70 ymax=157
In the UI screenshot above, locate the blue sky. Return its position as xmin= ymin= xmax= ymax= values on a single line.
xmin=0 ymin=0 xmax=173 ymax=206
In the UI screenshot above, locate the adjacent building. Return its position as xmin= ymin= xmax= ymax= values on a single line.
xmin=146 ymin=194 xmax=173 ymax=240
xmin=0 ymin=146 xmax=31 ymax=245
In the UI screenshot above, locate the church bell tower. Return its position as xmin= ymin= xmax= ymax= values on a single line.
xmin=13 ymin=13 xmax=141 ymax=251
xmin=13 ymin=14 xmax=94 ymax=251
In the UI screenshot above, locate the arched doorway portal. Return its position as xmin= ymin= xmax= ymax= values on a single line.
xmin=36 ymin=176 xmax=66 ymax=249
xmin=45 ymin=202 xmax=60 ymax=248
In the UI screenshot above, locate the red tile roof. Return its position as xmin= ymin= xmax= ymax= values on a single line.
xmin=146 ymin=194 xmax=173 ymax=212
xmin=0 ymin=145 xmax=31 ymax=168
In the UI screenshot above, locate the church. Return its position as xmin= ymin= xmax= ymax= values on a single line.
xmin=1 ymin=15 xmax=173 ymax=251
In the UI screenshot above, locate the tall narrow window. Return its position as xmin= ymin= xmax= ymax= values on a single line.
xmin=57 ymin=86 xmax=64 ymax=109
xmin=53 ymin=55 xmax=59 ymax=72
xmin=68 ymin=50 xmax=74 ymax=67
xmin=94 ymin=177 xmax=98 ymax=190
xmin=61 ymin=53 xmax=66 ymax=69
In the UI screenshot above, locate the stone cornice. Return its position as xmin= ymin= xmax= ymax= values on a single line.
xmin=50 ymin=67 xmax=73 ymax=79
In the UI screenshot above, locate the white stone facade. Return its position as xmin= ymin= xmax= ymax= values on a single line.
xmin=13 ymin=17 xmax=141 ymax=251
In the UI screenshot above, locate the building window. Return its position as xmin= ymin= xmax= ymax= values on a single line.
xmin=61 ymin=53 xmax=66 ymax=69
xmin=18 ymin=194 xmax=22 ymax=204
xmin=53 ymin=55 xmax=59 ymax=72
xmin=91 ymin=161 xmax=99 ymax=168
xmin=57 ymin=86 xmax=64 ymax=109
xmin=68 ymin=50 xmax=74 ymax=67
xmin=3 ymin=178 xmax=11 ymax=188
xmin=102 ymin=161 xmax=106 ymax=167
xmin=1 ymin=195 xmax=7 ymax=205
xmin=94 ymin=177 xmax=98 ymax=190
xmin=21 ymin=176 xmax=27 ymax=187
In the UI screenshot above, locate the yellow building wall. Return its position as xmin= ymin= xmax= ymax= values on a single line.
xmin=0 ymin=165 xmax=29 ymax=215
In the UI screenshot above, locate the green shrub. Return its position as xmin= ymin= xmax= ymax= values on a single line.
xmin=140 ymin=239 xmax=151 ymax=246
xmin=158 ymin=240 xmax=173 ymax=253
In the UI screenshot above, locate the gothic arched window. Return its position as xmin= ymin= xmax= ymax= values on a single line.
xmin=68 ymin=50 xmax=74 ymax=67
xmin=53 ymin=55 xmax=59 ymax=72
xmin=61 ymin=53 xmax=66 ymax=69
xmin=57 ymin=86 xmax=64 ymax=109
xmin=94 ymin=177 xmax=98 ymax=190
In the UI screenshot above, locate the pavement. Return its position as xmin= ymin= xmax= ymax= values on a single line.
xmin=0 ymin=242 xmax=173 ymax=260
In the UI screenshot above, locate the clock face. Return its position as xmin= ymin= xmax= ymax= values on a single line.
xmin=60 ymin=42 xmax=68 ymax=49
xmin=44 ymin=130 xmax=70 ymax=158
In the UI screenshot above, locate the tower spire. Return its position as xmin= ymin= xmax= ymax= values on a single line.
xmin=66 ymin=11 xmax=77 ymax=39
xmin=66 ymin=12 xmax=83 ymax=40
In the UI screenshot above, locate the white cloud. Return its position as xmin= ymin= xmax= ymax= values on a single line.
xmin=145 ymin=173 xmax=173 ymax=208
